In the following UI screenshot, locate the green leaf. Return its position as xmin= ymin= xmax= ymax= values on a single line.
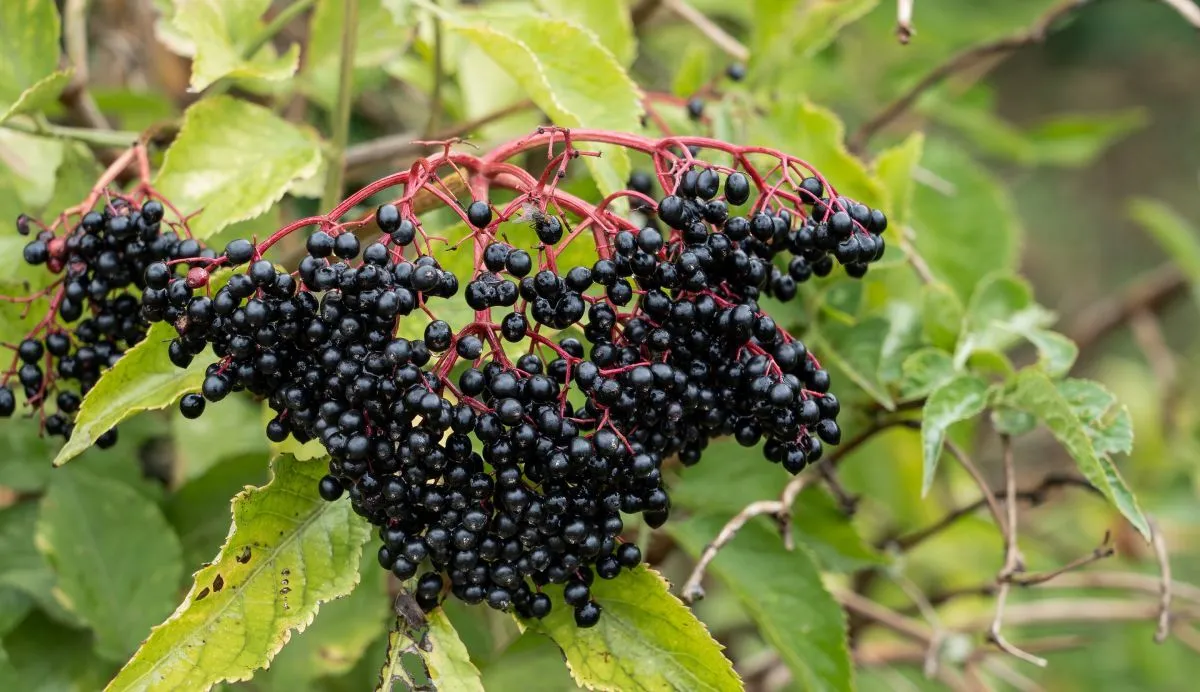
xmin=378 ymin=607 xmax=484 ymax=692
xmin=921 ymin=375 xmax=991 ymax=495
xmin=1000 ymin=370 xmax=1149 ymax=538
xmin=172 ymin=393 xmax=270 ymax=482
xmin=991 ymin=408 xmax=1037 ymax=437
xmin=899 ymin=347 xmax=956 ymax=400
xmin=480 ymin=631 xmax=583 ymax=692
xmin=874 ymin=132 xmax=923 ymax=230
xmin=911 ymin=141 xmax=1020 ymax=300
xmin=172 ymin=0 xmax=300 ymax=92
xmin=433 ymin=6 xmax=642 ymax=198
xmin=813 ymin=316 xmax=895 ymax=410
xmin=1056 ymin=378 xmax=1134 ymax=460
xmin=35 ymin=467 xmax=184 ymax=661
xmin=0 ymin=0 xmax=63 ymax=116
xmin=163 ymin=453 xmax=270 ymax=569
xmin=2 ymin=609 xmax=113 ymax=691
xmin=154 ymin=96 xmax=322 ymax=240
xmin=921 ymin=282 xmax=963 ymax=351
xmin=536 ymin=0 xmax=636 ymax=67
xmin=259 ymin=548 xmax=389 ymax=690
xmin=0 ymin=503 xmax=64 ymax=620
xmin=754 ymin=97 xmax=884 ymax=207
xmin=878 ymin=301 xmax=923 ymax=386
xmin=955 ymin=273 xmax=1053 ymax=369
xmin=752 ymin=0 xmax=878 ymax=76
xmin=106 ymin=455 xmax=373 ymax=691
xmin=671 ymin=515 xmax=851 ymax=692
xmin=1016 ymin=327 xmax=1078 ymax=378
xmin=1129 ymin=198 xmax=1200 ymax=306
xmin=0 ymin=128 xmax=64 ymax=208
xmin=0 ymin=70 xmax=73 ymax=124
xmin=44 ymin=142 xmax=103 ymax=218
xmin=0 ymin=590 xmax=33 ymax=637
xmin=53 ymin=320 xmax=212 ymax=467
xmin=1023 ymin=110 xmax=1146 ymax=167
xmin=529 ymin=565 xmax=740 ymax=691
xmin=671 ymin=43 xmax=711 ymax=98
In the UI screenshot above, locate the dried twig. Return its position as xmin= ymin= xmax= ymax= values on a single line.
xmin=661 ymin=0 xmax=750 ymax=62
xmin=944 ymin=441 xmax=1008 ymax=536
xmin=1149 ymin=516 xmax=1174 ymax=643
xmin=679 ymin=497 xmax=799 ymax=603
xmin=1009 ymin=533 xmax=1114 ymax=586
xmin=849 ymin=0 xmax=1089 ymax=153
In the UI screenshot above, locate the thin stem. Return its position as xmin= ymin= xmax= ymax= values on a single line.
xmin=243 ymin=0 xmax=318 ymax=60
xmin=661 ymin=0 xmax=750 ymax=62
xmin=1149 ymin=516 xmax=1174 ymax=643
xmin=321 ymin=0 xmax=360 ymax=212
xmin=2 ymin=118 xmax=138 ymax=148
xmin=425 ymin=0 xmax=445 ymax=136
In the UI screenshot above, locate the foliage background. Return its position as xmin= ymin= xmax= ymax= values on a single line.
xmin=1 ymin=0 xmax=1199 ymax=690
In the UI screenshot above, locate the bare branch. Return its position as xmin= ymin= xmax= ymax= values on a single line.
xmin=835 ymin=588 xmax=934 ymax=643
xmin=1065 ymin=263 xmax=1187 ymax=353
xmin=661 ymin=0 xmax=750 ymax=62
xmin=1009 ymin=532 xmax=1114 ymax=586
xmin=849 ymin=0 xmax=1089 ymax=153
xmin=944 ymin=441 xmax=1008 ymax=537
xmin=1149 ymin=516 xmax=1174 ymax=643
xmin=679 ymin=497 xmax=795 ymax=603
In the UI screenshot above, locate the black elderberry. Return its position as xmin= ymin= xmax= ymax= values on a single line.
xmin=467 ymin=200 xmax=492 ymax=228
xmin=574 ymin=601 xmax=602 ymax=628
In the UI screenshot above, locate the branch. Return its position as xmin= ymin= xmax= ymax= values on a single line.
xmin=1008 ymin=532 xmax=1113 ymax=586
xmin=1149 ymin=516 xmax=1174 ymax=643
xmin=344 ymin=100 xmax=535 ymax=171
xmin=1 ymin=118 xmax=139 ymax=148
xmin=679 ymin=497 xmax=799 ymax=603
xmin=661 ymin=0 xmax=750 ymax=63
xmin=944 ymin=440 xmax=1008 ymax=536
xmin=320 ymin=0 xmax=360 ymax=211
xmin=1065 ymin=263 xmax=1188 ymax=353
xmin=849 ymin=0 xmax=1089 ymax=153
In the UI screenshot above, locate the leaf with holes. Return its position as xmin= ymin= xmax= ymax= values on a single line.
xmin=671 ymin=515 xmax=851 ymax=692
xmin=1000 ymin=370 xmax=1148 ymax=538
xmin=154 ymin=97 xmax=321 ymax=240
xmin=529 ymin=565 xmax=740 ymax=691
xmin=377 ymin=605 xmax=483 ymax=692
xmin=105 ymin=455 xmax=372 ymax=691
xmin=921 ymin=374 xmax=992 ymax=495
xmin=35 ymin=467 xmax=184 ymax=661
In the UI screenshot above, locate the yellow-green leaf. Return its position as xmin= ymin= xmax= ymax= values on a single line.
xmin=53 ymin=320 xmax=213 ymax=467
xmin=536 ymin=0 xmax=636 ymax=67
xmin=0 ymin=70 xmax=73 ymax=124
xmin=530 ymin=565 xmax=741 ymax=691
xmin=106 ymin=455 xmax=372 ymax=691
xmin=154 ymin=97 xmax=322 ymax=240
xmin=172 ymin=0 xmax=300 ymax=92
xmin=874 ymin=132 xmax=923 ymax=230
xmin=0 ymin=0 xmax=63 ymax=115
xmin=921 ymin=374 xmax=991 ymax=495
xmin=1000 ymin=370 xmax=1148 ymax=538
xmin=432 ymin=6 xmax=643 ymax=198
xmin=378 ymin=606 xmax=484 ymax=692
xmin=35 ymin=468 xmax=184 ymax=662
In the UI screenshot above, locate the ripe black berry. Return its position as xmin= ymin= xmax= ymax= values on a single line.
xmin=467 ymin=201 xmax=492 ymax=228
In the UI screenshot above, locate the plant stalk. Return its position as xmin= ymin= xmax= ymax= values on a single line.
xmin=321 ymin=0 xmax=360 ymax=212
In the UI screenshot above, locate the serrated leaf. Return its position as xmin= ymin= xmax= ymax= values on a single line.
xmin=671 ymin=515 xmax=851 ymax=692
xmin=172 ymin=0 xmax=300 ymax=92
xmin=1056 ymin=378 xmax=1133 ymax=459
xmin=530 ymin=565 xmax=740 ymax=691
xmin=154 ymin=97 xmax=321 ymax=239
xmin=911 ymin=141 xmax=1020 ymax=300
xmin=1001 ymin=370 xmax=1148 ymax=538
xmin=813 ymin=316 xmax=895 ymax=410
xmin=106 ymin=455 xmax=372 ymax=691
xmin=0 ymin=70 xmax=73 ymax=124
xmin=1129 ymin=198 xmax=1200 ymax=306
xmin=754 ymin=97 xmax=883 ymax=207
xmin=536 ymin=0 xmax=635 ymax=67
xmin=955 ymin=273 xmax=1053 ymax=369
xmin=899 ymin=347 xmax=956 ymax=400
xmin=435 ymin=9 xmax=641 ymax=199
xmin=53 ymin=320 xmax=212 ymax=467
xmin=163 ymin=453 xmax=270 ymax=568
xmin=1014 ymin=327 xmax=1077 ymax=378
xmin=0 ymin=0 xmax=63 ymax=116
xmin=991 ymin=408 xmax=1037 ymax=437
xmin=378 ymin=607 xmax=484 ymax=692
xmin=36 ymin=468 xmax=184 ymax=661
xmin=921 ymin=374 xmax=991 ymax=495
xmin=874 ymin=132 xmax=923 ymax=230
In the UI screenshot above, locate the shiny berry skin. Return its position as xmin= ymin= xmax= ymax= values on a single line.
xmin=318 ymin=475 xmax=344 ymax=501
xmin=179 ymin=393 xmax=206 ymax=419
xmin=574 ymin=601 xmax=602 ymax=628
xmin=467 ymin=200 xmax=492 ymax=228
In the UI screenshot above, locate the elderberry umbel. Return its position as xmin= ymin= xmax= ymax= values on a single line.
xmin=0 ymin=197 xmax=213 ymax=441
xmin=149 ymin=128 xmax=887 ymax=628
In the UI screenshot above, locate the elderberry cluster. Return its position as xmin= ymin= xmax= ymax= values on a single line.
xmin=0 ymin=201 xmax=213 ymax=441
xmin=146 ymin=158 xmax=885 ymax=629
